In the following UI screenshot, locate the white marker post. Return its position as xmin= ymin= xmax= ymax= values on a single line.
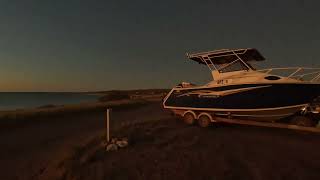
xmin=106 ymin=108 xmax=110 ymax=142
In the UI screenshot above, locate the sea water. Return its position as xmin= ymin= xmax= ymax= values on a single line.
xmin=0 ymin=92 xmax=99 ymax=111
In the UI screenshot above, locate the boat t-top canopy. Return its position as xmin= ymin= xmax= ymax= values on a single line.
xmin=186 ymin=48 xmax=265 ymax=65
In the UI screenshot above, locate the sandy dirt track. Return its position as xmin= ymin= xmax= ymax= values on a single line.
xmin=0 ymin=102 xmax=168 ymax=180
xmin=64 ymin=117 xmax=320 ymax=180
xmin=1 ymin=102 xmax=320 ymax=180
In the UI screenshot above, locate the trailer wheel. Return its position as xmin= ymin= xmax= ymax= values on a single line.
xmin=183 ymin=112 xmax=195 ymax=125
xmin=290 ymin=116 xmax=316 ymax=127
xmin=198 ymin=114 xmax=211 ymax=128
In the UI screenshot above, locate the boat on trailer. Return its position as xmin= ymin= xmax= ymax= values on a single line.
xmin=163 ymin=48 xmax=320 ymax=129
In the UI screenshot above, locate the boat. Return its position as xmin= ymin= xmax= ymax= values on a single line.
xmin=163 ymin=48 xmax=320 ymax=127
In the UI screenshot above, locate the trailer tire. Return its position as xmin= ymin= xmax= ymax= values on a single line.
xmin=198 ymin=114 xmax=211 ymax=128
xmin=290 ymin=116 xmax=316 ymax=127
xmin=183 ymin=112 xmax=195 ymax=125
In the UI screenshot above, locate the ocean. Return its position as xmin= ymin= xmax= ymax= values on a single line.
xmin=0 ymin=92 xmax=99 ymax=111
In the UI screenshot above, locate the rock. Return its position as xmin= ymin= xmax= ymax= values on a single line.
xmin=111 ymin=138 xmax=118 ymax=144
xmin=106 ymin=144 xmax=118 ymax=151
xmin=116 ymin=140 xmax=128 ymax=148
xmin=103 ymin=137 xmax=129 ymax=152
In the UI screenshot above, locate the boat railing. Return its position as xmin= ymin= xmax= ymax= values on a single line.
xmin=257 ymin=67 xmax=320 ymax=82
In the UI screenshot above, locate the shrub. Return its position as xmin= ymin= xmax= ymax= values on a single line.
xmin=98 ymin=91 xmax=130 ymax=102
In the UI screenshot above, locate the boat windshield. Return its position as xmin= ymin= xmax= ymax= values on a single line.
xmin=218 ymin=60 xmax=250 ymax=73
xmin=246 ymin=62 xmax=257 ymax=70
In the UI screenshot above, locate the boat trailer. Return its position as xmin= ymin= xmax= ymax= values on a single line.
xmin=171 ymin=108 xmax=320 ymax=133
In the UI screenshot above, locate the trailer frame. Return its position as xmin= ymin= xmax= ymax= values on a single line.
xmin=171 ymin=109 xmax=320 ymax=133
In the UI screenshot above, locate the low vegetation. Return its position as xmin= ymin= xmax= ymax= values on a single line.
xmin=98 ymin=91 xmax=131 ymax=102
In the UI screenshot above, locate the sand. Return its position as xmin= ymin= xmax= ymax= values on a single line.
xmin=1 ymin=101 xmax=320 ymax=180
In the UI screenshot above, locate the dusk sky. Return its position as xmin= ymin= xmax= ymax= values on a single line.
xmin=0 ymin=0 xmax=319 ymax=92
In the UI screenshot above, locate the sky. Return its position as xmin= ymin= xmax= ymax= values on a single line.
xmin=0 ymin=0 xmax=319 ymax=92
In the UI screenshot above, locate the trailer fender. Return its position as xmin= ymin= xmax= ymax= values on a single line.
xmin=183 ymin=110 xmax=197 ymax=119
xmin=198 ymin=112 xmax=216 ymax=122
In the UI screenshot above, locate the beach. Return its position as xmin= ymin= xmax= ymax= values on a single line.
xmin=1 ymin=98 xmax=320 ymax=180
xmin=0 ymin=92 xmax=99 ymax=111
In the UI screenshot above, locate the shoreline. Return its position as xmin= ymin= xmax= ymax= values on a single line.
xmin=0 ymin=99 xmax=149 ymax=135
xmin=0 ymin=92 xmax=100 ymax=112
xmin=0 ymin=99 xmax=147 ymax=120
xmin=0 ymin=89 xmax=168 ymax=112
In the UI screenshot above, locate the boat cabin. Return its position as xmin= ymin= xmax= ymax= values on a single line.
xmin=187 ymin=48 xmax=301 ymax=85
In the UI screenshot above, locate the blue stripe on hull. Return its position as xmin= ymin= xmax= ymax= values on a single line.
xmin=164 ymin=84 xmax=320 ymax=109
